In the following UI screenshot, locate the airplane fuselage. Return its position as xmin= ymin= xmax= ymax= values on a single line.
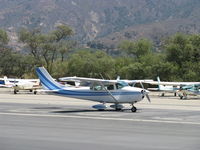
xmin=48 ymin=86 xmax=144 ymax=103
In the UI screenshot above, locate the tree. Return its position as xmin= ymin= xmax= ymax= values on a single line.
xmin=119 ymin=39 xmax=153 ymax=58
xmin=51 ymin=25 xmax=73 ymax=42
xmin=58 ymin=41 xmax=76 ymax=62
xmin=43 ymin=25 xmax=74 ymax=72
xmin=165 ymin=33 xmax=194 ymax=66
xmin=165 ymin=33 xmax=200 ymax=81
xmin=18 ymin=28 xmax=45 ymax=63
xmin=18 ymin=25 xmax=74 ymax=72
xmin=67 ymin=50 xmax=115 ymax=78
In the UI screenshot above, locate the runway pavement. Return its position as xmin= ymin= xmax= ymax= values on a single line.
xmin=0 ymin=89 xmax=200 ymax=150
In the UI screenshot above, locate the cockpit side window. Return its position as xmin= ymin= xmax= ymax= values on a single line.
xmin=116 ymin=83 xmax=123 ymax=89
xmin=116 ymin=81 xmax=129 ymax=89
xmin=91 ymin=84 xmax=115 ymax=91
xmin=93 ymin=85 xmax=103 ymax=91
xmin=105 ymin=84 xmax=114 ymax=90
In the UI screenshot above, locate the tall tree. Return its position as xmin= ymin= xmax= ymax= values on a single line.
xmin=18 ymin=28 xmax=45 ymax=63
xmin=18 ymin=25 xmax=74 ymax=72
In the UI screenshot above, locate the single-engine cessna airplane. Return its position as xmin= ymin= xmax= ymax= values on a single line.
xmin=178 ymin=84 xmax=200 ymax=99
xmin=144 ymin=77 xmax=200 ymax=98
xmin=36 ymin=67 xmax=151 ymax=112
xmin=0 ymin=76 xmax=40 ymax=94
xmin=145 ymin=77 xmax=179 ymax=96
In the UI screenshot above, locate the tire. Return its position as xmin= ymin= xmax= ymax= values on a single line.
xmin=131 ymin=106 xmax=137 ymax=112
xmin=14 ymin=90 xmax=17 ymax=94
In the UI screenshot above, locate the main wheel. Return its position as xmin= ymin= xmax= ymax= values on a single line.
xmin=131 ymin=106 xmax=137 ymax=112
xmin=174 ymin=93 xmax=177 ymax=96
xmin=34 ymin=91 xmax=37 ymax=95
xmin=14 ymin=90 xmax=17 ymax=94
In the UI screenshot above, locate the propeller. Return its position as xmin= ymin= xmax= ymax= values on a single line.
xmin=140 ymin=82 xmax=151 ymax=102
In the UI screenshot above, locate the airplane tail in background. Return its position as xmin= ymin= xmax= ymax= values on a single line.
xmin=3 ymin=76 xmax=9 ymax=85
xmin=36 ymin=67 xmax=64 ymax=90
xmin=157 ymin=76 xmax=164 ymax=90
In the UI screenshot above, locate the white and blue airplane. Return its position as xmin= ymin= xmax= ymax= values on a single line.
xmin=178 ymin=84 xmax=200 ymax=99
xmin=0 ymin=76 xmax=40 ymax=94
xmin=145 ymin=76 xmax=200 ymax=98
xmin=146 ymin=77 xmax=179 ymax=96
xmin=36 ymin=67 xmax=150 ymax=112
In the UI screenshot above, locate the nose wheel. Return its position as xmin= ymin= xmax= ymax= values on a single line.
xmin=131 ymin=105 xmax=137 ymax=112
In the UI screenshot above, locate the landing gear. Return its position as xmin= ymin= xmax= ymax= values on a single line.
xmin=180 ymin=95 xmax=187 ymax=100
xmin=34 ymin=91 xmax=37 ymax=95
xmin=130 ymin=102 xmax=137 ymax=112
xmin=174 ymin=92 xmax=177 ymax=96
xmin=161 ymin=93 xmax=165 ymax=96
xmin=131 ymin=106 xmax=137 ymax=112
xmin=14 ymin=89 xmax=18 ymax=94
xmin=180 ymin=93 xmax=187 ymax=100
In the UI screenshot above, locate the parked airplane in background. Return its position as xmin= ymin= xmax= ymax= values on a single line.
xmin=36 ymin=67 xmax=151 ymax=112
xmin=145 ymin=77 xmax=179 ymax=96
xmin=145 ymin=77 xmax=200 ymax=98
xmin=178 ymin=84 xmax=200 ymax=99
xmin=0 ymin=76 xmax=40 ymax=94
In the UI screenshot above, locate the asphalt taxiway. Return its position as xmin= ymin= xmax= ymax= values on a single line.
xmin=0 ymin=90 xmax=200 ymax=150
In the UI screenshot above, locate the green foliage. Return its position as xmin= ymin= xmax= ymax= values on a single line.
xmin=51 ymin=25 xmax=74 ymax=42
xmin=67 ymin=50 xmax=115 ymax=78
xmin=165 ymin=33 xmax=200 ymax=81
xmin=0 ymin=29 xmax=9 ymax=46
xmin=0 ymin=49 xmax=36 ymax=77
xmin=18 ymin=25 xmax=74 ymax=73
xmin=119 ymin=39 xmax=153 ymax=58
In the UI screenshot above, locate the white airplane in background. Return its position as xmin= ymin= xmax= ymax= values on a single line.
xmin=144 ymin=77 xmax=179 ymax=96
xmin=36 ymin=67 xmax=151 ymax=112
xmin=0 ymin=76 xmax=40 ymax=94
xmin=177 ymin=84 xmax=200 ymax=99
xmin=144 ymin=76 xmax=200 ymax=98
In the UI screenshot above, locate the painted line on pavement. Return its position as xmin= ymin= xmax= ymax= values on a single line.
xmin=0 ymin=112 xmax=200 ymax=125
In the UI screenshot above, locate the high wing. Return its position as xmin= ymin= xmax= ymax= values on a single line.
xmin=59 ymin=76 xmax=119 ymax=84
xmin=122 ymin=79 xmax=153 ymax=84
xmin=144 ymin=76 xmax=200 ymax=86
xmin=144 ymin=81 xmax=200 ymax=86
xmin=60 ymin=77 xmax=153 ymax=84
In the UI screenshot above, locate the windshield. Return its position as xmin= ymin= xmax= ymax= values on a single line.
xmin=116 ymin=81 xmax=129 ymax=89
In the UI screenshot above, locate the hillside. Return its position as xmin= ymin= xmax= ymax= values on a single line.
xmin=0 ymin=0 xmax=200 ymax=50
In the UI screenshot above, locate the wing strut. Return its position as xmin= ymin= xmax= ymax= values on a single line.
xmin=99 ymin=82 xmax=119 ymax=103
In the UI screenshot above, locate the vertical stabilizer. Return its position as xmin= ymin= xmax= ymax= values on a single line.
xmin=157 ymin=76 xmax=164 ymax=90
xmin=36 ymin=67 xmax=64 ymax=90
xmin=3 ymin=76 xmax=9 ymax=85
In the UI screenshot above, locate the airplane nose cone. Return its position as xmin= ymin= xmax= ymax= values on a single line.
xmin=141 ymin=89 xmax=151 ymax=102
